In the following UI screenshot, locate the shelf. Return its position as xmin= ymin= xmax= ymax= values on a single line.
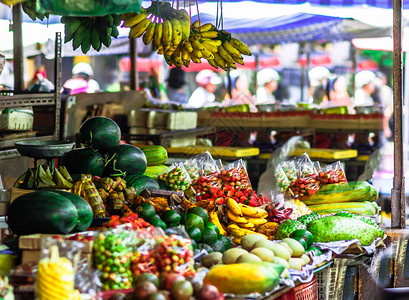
xmin=0 ymin=93 xmax=55 ymax=109
xmin=0 ymin=135 xmax=53 ymax=151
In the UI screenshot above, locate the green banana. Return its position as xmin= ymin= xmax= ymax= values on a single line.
xmin=72 ymin=25 xmax=88 ymax=50
xmin=112 ymin=14 xmax=121 ymax=26
xmin=64 ymin=18 xmax=82 ymax=43
xmin=111 ymin=25 xmax=119 ymax=38
xmin=80 ymin=28 xmax=92 ymax=54
xmin=91 ymin=27 xmax=102 ymax=51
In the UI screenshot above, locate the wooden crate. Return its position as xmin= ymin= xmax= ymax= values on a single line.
xmin=312 ymin=114 xmax=360 ymax=130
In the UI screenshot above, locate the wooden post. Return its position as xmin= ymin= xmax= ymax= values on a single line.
xmin=130 ymin=38 xmax=137 ymax=90
xmin=12 ymin=3 xmax=24 ymax=92
xmin=391 ymin=0 xmax=405 ymax=229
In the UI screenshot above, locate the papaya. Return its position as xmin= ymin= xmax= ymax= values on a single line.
xmin=302 ymin=181 xmax=378 ymax=205
xmin=203 ymin=262 xmax=283 ymax=295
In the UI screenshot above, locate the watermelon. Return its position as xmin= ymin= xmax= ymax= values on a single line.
xmin=48 ymin=190 xmax=93 ymax=232
xmin=79 ymin=116 xmax=121 ymax=153
xmin=126 ymin=174 xmax=160 ymax=194
xmin=60 ymin=148 xmax=105 ymax=178
xmin=144 ymin=165 xmax=170 ymax=179
xmin=104 ymin=144 xmax=147 ymax=177
xmin=7 ymin=191 xmax=78 ymax=235
xmin=140 ymin=145 xmax=168 ymax=166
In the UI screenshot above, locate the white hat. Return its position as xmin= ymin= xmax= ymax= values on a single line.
xmin=309 ymin=66 xmax=330 ymax=87
xmin=195 ymin=69 xmax=222 ymax=85
xmin=257 ymin=69 xmax=280 ymax=86
xmin=355 ymin=70 xmax=376 ymax=87
xmin=72 ymin=62 xmax=94 ymax=77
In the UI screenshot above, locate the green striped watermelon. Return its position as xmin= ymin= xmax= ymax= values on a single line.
xmin=143 ymin=165 xmax=170 ymax=179
xmin=126 ymin=174 xmax=159 ymax=194
xmin=141 ymin=145 xmax=168 ymax=166
xmin=104 ymin=144 xmax=147 ymax=177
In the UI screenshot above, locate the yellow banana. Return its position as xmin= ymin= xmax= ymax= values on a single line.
xmin=201 ymin=38 xmax=222 ymax=47
xmin=162 ymin=19 xmax=172 ymax=49
xmin=129 ymin=17 xmax=151 ymax=39
xmin=192 ymin=49 xmax=203 ymax=59
xmin=235 ymin=56 xmax=244 ymax=65
xmin=157 ymin=45 xmax=164 ymax=55
xmin=207 ymin=59 xmax=218 ymax=69
xmin=227 ymin=198 xmax=243 ymax=216
xmin=183 ymin=59 xmax=190 ymax=68
xmin=239 ymin=203 xmax=268 ymax=218
xmin=209 ymin=209 xmax=227 ymax=235
xmin=246 ymin=217 xmax=268 ymax=226
xmin=192 ymin=40 xmax=205 ymax=51
xmin=223 ymin=41 xmax=242 ymax=59
xmin=227 ymin=223 xmax=267 ymax=238
xmin=181 ymin=47 xmax=190 ymax=61
xmin=142 ymin=20 xmax=156 ymax=45
xmin=229 ymin=37 xmax=252 ymax=56
xmin=201 ymin=41 xmax=218 ymax=53
xmin=153 ymin=21 xmax=163 ymax=49
xmin=184 ymin=41 xmax=194 ymax=53
xmin=177 ymin=9 xmax=190 ymax=42
xmin=189 ymin=33 xmax=201 ymax=41
xmin=198 ymin=23 xmax=213 ymax=32
xmin=191 ymin=55 xmax=201 ymax=64
xmin=213 ymin=53 xmax=227 ymax=70
xmin=191 ymin=20 xmax=201 ymax=29
xmin=257 ymin=222 xmax=279 ymax=231
xmin=233 ymin=236 xmax=242 ymax=244
xmin=218 ymin=44 xmax=235 ymax=64
xmin=164 ymin=55 xmax=173 ymax=66
xmin=227 ymin=61 xmax=237 ymax=69
xmin=226 ymin=210 xmax=248 ymax=224
xmin=172 ymin=46 xmax=183 ymax=67
xmin=201 ymin=31 xmax=218 ymax=39
xmin=170 ymin=18 xmax=182 ymax=46
xmin=238 ymin=222 xmax=255 ymax=229
xmin=202 ymin=48 xmax=214 ymax=60
xmin=122 ymin=11 xmax=148 ymax=28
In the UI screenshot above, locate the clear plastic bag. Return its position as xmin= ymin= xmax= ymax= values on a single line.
xmin=318 ymin=161 xmax=347 ymax=185
xmin=222 ymin=159 xmax=252 ymax=190
xmin=274 ymin=164 xmax=291 ymax=193
xmin=197 ymin=151 xmax=219 ymax=176
xmin=289 ymin=153 xmax=320 ymax=200
xmin=93 ymin=226 xmax=137 ymax=290
xmin=37 ymin=0 xmax=142 ymax=16
xmin=158 ymin=162 xmax=192 ymax=192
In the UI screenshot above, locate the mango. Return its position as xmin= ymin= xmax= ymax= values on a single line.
xmin=281 ymin=238 xmax=305 ymax=257
xmin=202 ymin=252 xmax=223 ymax=268
xmin=241 ymin=234 xmax=267 ymax=251
xmin=204 ymin=262 xmax=283 ymax=294
xmin=270 ymin=244 xmax=291 ymax=261
xmin=278 ymin=242 xmax=293 ymax=256
xmin=250 ymin=248 xmax=275 ymax=262
xmin=273 ymin=257 xmax=289 ymax=269
xmin=301 ymin=254 xmax=311 ymax=265
xmin=288 ymin=258 xmax=302 ymax=270
xmin=222 ymin=248 xmax=248 ymax=264
xmin=237 ymin=253 xmax=262 ymax=263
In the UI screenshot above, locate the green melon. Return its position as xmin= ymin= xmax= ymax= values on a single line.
xmin=79 ymin=116 xmax=121 ymax=153
xmin=126 ymin=174 xmax=159 ymax=194
xmin=60 ymin=148 xmax=105 ymax=178
xmin=104 ymin=144 xmax=147 ymax=177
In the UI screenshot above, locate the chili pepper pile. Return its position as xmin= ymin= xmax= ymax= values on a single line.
xmin=192 ymin=167 xmax=264 ymax=206
xmin=104 ymin=213 xmax=152 ymax=230
xmin=319 ymin=169 xmax=347 ymax=185
xmin=159 ymin=167 xmax=191 ymax=192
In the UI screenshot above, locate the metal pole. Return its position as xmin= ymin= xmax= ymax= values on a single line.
xmin=350 ymin=41 xmax=357 ymax=94
xmin=12 ymin=3 xmax=24 ymax=92
xmin=130 ymin=38 xmax=137 ymax=90
xmin=391 ymin=0 xmax=405 ymax=229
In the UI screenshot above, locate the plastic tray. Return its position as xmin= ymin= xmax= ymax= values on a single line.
xmin=14 ymin=140 xmax=74 ymax=159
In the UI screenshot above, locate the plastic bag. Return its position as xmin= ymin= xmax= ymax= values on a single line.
xmin=37 ymin=0 xmax=142 ymax=16
xmin=93 ymin=226 xmax=137 ymax=290
xmin=318 ymin=161 xmax=347 ymax=185
xmin=37 ymin=238 xmax=84 ymax=299
xmin=222 ymin=159 xmax=252 ymax=190
xmin=289 ymin=153 xmax=320 ymax=200
xmin=275 ymin=164 xmax=291 ymax=193
xmin=158 ymin=163 xmax=192 ymax=192
xmin=75 ymin=258 xmax=100 ymax=298
xmin=197 ymin=151 xmax=219 ymax=176
xmin=262 ymin=191 xmax=293 ymax=224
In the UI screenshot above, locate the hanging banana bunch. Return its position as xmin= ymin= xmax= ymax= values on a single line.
xmin=62 ymin=14 xmax=121 ymax=54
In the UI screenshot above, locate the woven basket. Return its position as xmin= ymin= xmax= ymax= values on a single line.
xmin=276 ymin=276 xmax=318 ymax=300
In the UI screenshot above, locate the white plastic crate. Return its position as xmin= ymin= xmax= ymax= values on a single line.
xmin=316 ymin=258 xmax=349 ymax=300
xmin=0 ymin=108 xmax=33 ymax=131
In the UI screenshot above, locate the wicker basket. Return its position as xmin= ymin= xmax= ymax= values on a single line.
xmin=275 ymin=276 xmax=318 ymax=300
xmin=315 ymin=258 xmax=349 ymax=300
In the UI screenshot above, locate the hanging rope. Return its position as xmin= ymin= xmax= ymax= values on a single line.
xmin=195 ymin=0 xmax=200 ymax=28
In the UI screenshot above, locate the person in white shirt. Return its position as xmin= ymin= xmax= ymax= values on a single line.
xmin=188 ymin=70 xmax=222 ymax=108
xmin=354 ymin=70 xmax=376 ymax=107
xmin=256 ymin=69 xmax=280 ymax=105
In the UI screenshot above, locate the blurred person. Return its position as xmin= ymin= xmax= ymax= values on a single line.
xmin=166 ymin=67 xmax=188 ymax=104
xmin=328 ymin=75 xmax=352 ymax=107
xmin=223 ymin=71 xmax=256 ymax=111
xmin=256 ymin=68 xmax=280 ymax=105
xmin=27 ymin=66 xmax=54 ymax=92
xmin=63 ymin=62 xmax=100 ymax=95
xmin=0 ymin=61 xmax=13 ymax=90
xmin=373 ymin=72 xmax=393 ymax=139
xmin=188 ymin=69 xmax=222 ymax=108
xmin=309 ymin=66 xmax=330 ymax=104
xmin=354 ymin=70 xmax=376 ymax=107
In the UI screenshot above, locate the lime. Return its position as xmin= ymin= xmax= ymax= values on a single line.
xmin=205 ymin=222 xmax=220 ymax=237
xmin=209 ymin=239 xmax=224 ymax=253
xmin=290 ymin=229 xmax=314 ymax=248
xmin=202 ymin=227 xmax=218 ymax=246
xmin=149 ymin=215 xmax=167 ymax=231
xmin=136 ymin=203 xmax=156 ymax=220
xmin=187 ymin=226 xmax=202 ymax=243
xmin=219 ymin=235 xmax=231 ymax=252
xmin=161 ymin=210 xmax=181 ymax=227
xmin=188 ymin=207 xmax=209 ymax=224
xmin=185 ymin=213 xmax=205 ymax=233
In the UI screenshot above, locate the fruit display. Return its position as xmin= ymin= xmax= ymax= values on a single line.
xmin=141 ymin=145 xmax=168 ymax=166
xmin=144 ymin=165 xmax=171 ymax=179
xmin=274 ymin=219 xmax=307 ymax=240
xmin=16 ymin=164 xmax=73 ymax=190
xmin=61 ymin=14 xmax=121 ymax=54
xmin=158 ymin=166 xmax=191 ymax=192
xmin=308 ymin=201 xmax=379 ymax=216
xmin=120 ymin=2 xmax=252 ymax=69
xmin=37 ymin=245 xmax=80 ymax=300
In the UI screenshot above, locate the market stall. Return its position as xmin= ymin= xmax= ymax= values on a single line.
xmin=0 ymin=0 xmax=407 ymax=299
